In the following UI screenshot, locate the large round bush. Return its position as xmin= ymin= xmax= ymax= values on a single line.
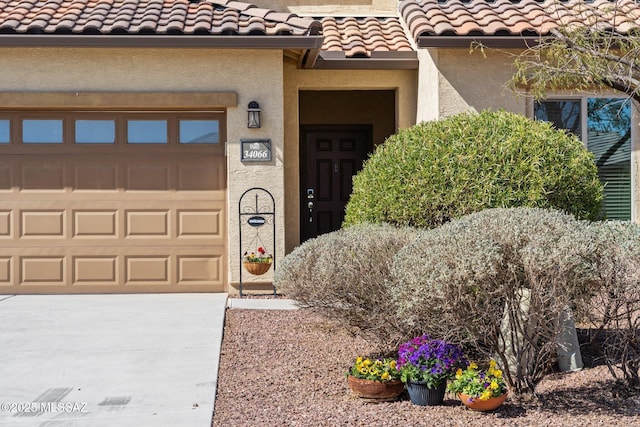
xmin=390 ymin=207 xmax=602 ymax=394
xmin=343 ymin=110 xmax=603 ymax=228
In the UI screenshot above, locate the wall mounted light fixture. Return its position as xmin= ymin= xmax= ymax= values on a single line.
xmin=247 ymin=101 xmax=261 ymax=128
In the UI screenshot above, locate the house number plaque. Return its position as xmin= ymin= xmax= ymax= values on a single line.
xmin=241 ymin=139 xmax=271 ymax=162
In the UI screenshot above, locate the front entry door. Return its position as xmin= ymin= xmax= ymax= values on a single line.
xmin=300 ymin=125 xmax=372 ymax=242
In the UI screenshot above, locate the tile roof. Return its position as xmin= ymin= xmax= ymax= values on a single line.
xmin=400 ymin=0 xmax=640 ymax=41
xmin=320 ymin=16 xmax=414 ymax=58
xmin=0 ymin=0 xmax=414 ymax=64
xmin=0 ymin=0 xmax=319 ymax=36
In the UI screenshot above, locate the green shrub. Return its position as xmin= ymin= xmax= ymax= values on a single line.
xmin=343 ymin=110 xmax=603 ymax=229
xmin=273 ymin=223 xmax=418 ymax=350
xmin=390 ymin=207 xmax=601 ymax=394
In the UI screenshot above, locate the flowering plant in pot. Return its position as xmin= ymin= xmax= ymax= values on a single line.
xmin=243 ymin=246 xmax=273 ymax=263
xmin=447 ymin=360 xmax=508 ymax=411
xmin=243 ymin=247 xmax=273 ymax=275
xmin=347 ymin=356 xmax=401 ymax=382
xmin=346 ymin=356 xmax=404 ymax=402
xmin=396 ymin=334 xmax=467 ymax=406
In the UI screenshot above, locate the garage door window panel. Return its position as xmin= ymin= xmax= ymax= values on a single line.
xmin=0 ymin=120 xmax=9 ymax=144
xmin=179 ymin=120 xmax=220 ymax=144
xmin=22 ymin=119 xmax=63 ymax=144
xmin=127 ymin=120 xmax=168 ymax=144
xmin=75 ymin=120 xmax=116 ymax=144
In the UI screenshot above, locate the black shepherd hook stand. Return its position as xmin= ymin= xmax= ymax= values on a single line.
xmin=238 ymin=187 xmax=276 ymax=297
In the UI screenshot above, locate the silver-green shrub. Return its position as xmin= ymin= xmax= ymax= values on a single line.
xmin=390 ymin=225 xmax=504 ymax=345
xmin=391 ymin=207 xmax=601 ymax=394
xmin=577 ymin=221 xmax=640 ymax=391
xmin=274 ymin=223 xmax=418 ymax=349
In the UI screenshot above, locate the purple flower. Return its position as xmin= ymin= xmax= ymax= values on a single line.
xmin=396 ymin=334 xmax=468 ymax=383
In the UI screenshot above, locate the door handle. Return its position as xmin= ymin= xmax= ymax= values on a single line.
xmin=307 ymin=189 xmax=315 ymax=223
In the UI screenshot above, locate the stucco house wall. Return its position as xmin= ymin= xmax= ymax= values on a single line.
xmin=0 ymin=47 xmax=286 ymax=290
xmin=417 ymin=48 xmax=525 ymax=122
xmin=5 ymin=0 xmax=633 ymax=293
xmin=0 ymin=46 xmax=417 ymax=291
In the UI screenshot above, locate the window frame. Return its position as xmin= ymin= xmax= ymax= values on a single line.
xmin=532 ymin=95 xmax=636 ymax=221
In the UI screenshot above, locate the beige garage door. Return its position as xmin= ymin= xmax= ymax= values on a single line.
xmin=0 ymin=112 xmax=226 ymax=293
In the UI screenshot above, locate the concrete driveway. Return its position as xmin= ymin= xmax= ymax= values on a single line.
xmin=0 ymin=293 xmax=227 ymax=427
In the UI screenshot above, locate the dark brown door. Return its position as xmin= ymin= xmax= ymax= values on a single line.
xmin=300 ymin=126 xmax=372 ymax=242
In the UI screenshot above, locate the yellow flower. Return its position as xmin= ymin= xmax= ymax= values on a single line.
xmin=358 ymin=366 xmax=367 ymax=375
xmin=468 ymin=362 xmax=478 ymax=370
xmin=363 ymin=359 xmax=372 ymax=367
xmin=389 ymin=360 xmax=396 ymax=369
xmin=374 ymin=360 xmax=383 ymax=367
xmin=455 ymin=368 xmax=463 ymax=379
xmin=356 ymin=357 xmax=363 ymax=364
xmin=493 ymin=369 xmax=502 ymax=378
xmin=480 ymin=390 xmax=492 ymax=401
xmin=489 ymin=360 xmax=497 ymax=369
xmin=490 ymin=381 xmax=499 ymax=390
xmin=381 ymin=372 xmax=390 ymax=380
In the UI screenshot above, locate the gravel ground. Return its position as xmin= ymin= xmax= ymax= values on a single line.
xmin=213 ymin=308 xmax=640 ymax=427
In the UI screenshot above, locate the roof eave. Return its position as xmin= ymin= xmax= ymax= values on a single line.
xmin=0 ymin=34 xmax=325 ymax=49
xmin=313 ymin=56 xmax=418 ymax=70
xmin=417 ymin=35 xmax=543 ymax=49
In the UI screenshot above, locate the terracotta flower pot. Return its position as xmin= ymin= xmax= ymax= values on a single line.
xmin=243 ymin=261 xmax=271 ymax=275
xmin=347 ymin=376 xmax=405 ymax=402
xmin=458 ymin=392 xmax=507 ymax=411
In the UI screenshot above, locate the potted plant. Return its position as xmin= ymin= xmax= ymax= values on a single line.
xmin=243 ymin=246 xmax=273 ymax=275
xmin=396 ymin=334 xmax=467 ymax=406
xmin=346 ymin=356 xmax=404 ymax=402
xmin=447 ymin=360 xmax=508 ymax=411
